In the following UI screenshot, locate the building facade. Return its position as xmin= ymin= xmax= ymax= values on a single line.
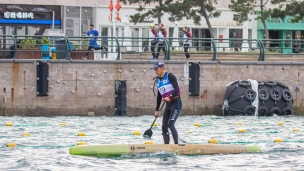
xmin=0 ymin=0 xmax=302 ymax=53
xmin=0 ymin=4 xmax=61 ymax=35
xmin=258 ymin=16 xmax=304 ymax=53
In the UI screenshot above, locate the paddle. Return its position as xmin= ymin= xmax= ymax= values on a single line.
xmin=143 ymin=102 xmax=166 ymax=138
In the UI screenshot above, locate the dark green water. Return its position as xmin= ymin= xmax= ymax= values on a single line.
xmin=1 ymin=115 xmax=304 ymax=170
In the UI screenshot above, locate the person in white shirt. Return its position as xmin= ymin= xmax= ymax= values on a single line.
xmin=155 ymin=23 xmax=167 ymax=60
xmin=149 ymin=24 xmax=157 ymax=60
xmin=182 ymin=26 xmax=192 ymax=60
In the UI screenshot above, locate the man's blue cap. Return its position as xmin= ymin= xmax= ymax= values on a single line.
xmin=152 ymin=61 xmax=165 ymax=70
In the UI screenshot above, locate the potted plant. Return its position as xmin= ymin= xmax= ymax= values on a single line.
xmin=40 ymin=37 xmax=51 ymax=45
xmin=19 ymin=38 xmax=37 ymax=49
xmin=17 ymin=38 xmax=42 ymax=59
xmin=40 ymin=37 xmax=51 ymax=58
xmin=70 ymin=39 xmax=94 ymax=60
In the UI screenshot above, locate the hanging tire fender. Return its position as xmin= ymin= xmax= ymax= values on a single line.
xmin=258 ymin=107 xmax=268 ymax=116
xmin=238 ymin=80 xmax=251 ymax=88
xmin=281 ymin=89 xmax=292 ymax=102
xmin=244 ymin=89 xmax=257 ymax=101
xmin=258 ymin=89 xmax=269 ymax=101
xmin=244 ymin=105 xmax=256 ymax=115
xmin=270 ymin=107 xmax=281 ymax=115
xmin=281 ymin=107 xmax=292 ymax=115
xmin=270 ymin=88 xmax=282 ymax=101
xmin=265 ymin=81 xmax=277 ymax=88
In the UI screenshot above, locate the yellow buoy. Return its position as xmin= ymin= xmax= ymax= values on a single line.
xmin=293 ymin=128 xmax=301 ymax=132
xmin=237 ymin=122 xmax=243 ymax=126
xmin=274 ymin=138 xmax=283 ymax=143
xmin=208 ymin=139 xmax=218 ymax=144
xmin=278 ymin=121 xmax=284 ymax=126
xmin=133 ymin=131 xmax=140 ymax=135
xmin=88 ymin=112 xmax=94 ymax=117
xmin=238 ymin=129 xmax=246 ymax=133
xmin=194 ymin=123 xmax=200 ymax=127
xmin=187 ymin=131 xmax=193 ymax=134
xmin=145 ymin=141 xmax=154 ymax=144
xmin=153 ymin=123 xmax=158 ymax=127
xmin=60 ymin=123 xmax=67 ymax=127
xmin=23 ymin=132 xmax=31 ymax=137
xmin=78 ymin=132 xmax=86 ymax=136
xmin=77 ymin=142 xmax=87 ymax=145
xmin=7 ymin=143 xmax=17 ymax=147
xmin=5 ymin=122 xmax=13 ymax=126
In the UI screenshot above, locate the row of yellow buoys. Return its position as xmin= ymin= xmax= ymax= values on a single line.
xmin=144 ymin=138 xmax=286 ymax=144
xmin=4 ymin=138 xmax=287 ymax=148
xmin=236 ymin=128 xmax=300 ymax=133
xmin=5 ymin=122 xmax=158 ymax=127
xmin=237 ymin=121 xmax=285 ymax=126
xmin=5 ymin=122 xmax=67 ymax=127
xmin=236 ymin=121 xmax=286 ymax=126
xmin=193 ymin=121 xmax=301 ymax=133
xmin=207 ymin=138 xmax=285 ymax=144
xmin=194 ymin=121 xmax=290 ymax=127
xmin=6 ymin=141 xmax=87 ymax=148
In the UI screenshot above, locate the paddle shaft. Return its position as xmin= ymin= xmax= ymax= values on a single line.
xmin=149 ymin=102 xmax=166 ymax=130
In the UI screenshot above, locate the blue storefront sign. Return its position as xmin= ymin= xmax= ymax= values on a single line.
xmin=0 ymin=5 xmax=61 ymax=25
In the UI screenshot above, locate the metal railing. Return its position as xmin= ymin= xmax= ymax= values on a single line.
xmin=66 ymin=36 xmax=120 ymax=60
xmin=0 ymin=35 xmax=303 ymax=61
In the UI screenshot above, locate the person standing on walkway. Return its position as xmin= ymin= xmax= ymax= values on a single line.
xmin=34 ymin=27 xmax=42 ymax=36
xmin=155 ymin=23 xmax=167 ymax=60
xmin=149 ymin=24 xmax=157 ymax=60
xmin=152 ymin=61 xmax=183 ymax=144
xmin=82 ymin=24 xmax=107 ymax=59
xmin=183 ymin=26 xmax=192 ymax=60
xmin=34 ymin=27 xmax=43 ymax=46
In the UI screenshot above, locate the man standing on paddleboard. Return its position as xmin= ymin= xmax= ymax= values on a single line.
xmin=152 ymin=61 xmax=183 ymax=144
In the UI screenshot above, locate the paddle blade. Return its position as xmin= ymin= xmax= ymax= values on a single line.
xmin=143 ymin=129 xmax=153 ymax=138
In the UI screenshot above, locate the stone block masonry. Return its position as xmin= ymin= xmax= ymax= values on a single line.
xmin=0 ymin=60 xmax=303 ymax=116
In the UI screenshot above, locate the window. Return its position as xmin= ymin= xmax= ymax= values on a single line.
xmin=81 ymin=7 xmax=93 ymax=36
xmin=131 ymin=28 xmax=139 ymax=51
xmin=229 ymin=29 xmax=243 ymax=49
xmin=142 ymin=28 xmax=149 ymax=52
xmin=248 ymin=29 xmax=252 ymax=48
xmin=100 ymin=27 xmax=108 ymax=46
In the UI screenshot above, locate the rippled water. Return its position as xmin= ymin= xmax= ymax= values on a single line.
xmin=1 ymin=115 xmax=304 ymax=171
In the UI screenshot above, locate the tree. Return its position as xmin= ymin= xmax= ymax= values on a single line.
xmin=270 ymin=0 xmax=304 ymax=22
xmin=121 ymin=0 xmax=221 ymax=38
xmin=120 ymin=0 xmax=174 ymax=24
xmin=167 ymin=0 xmax=221 ymax=38
xmin=229 ymin=0 xmax=271 ymax=42
xmin=228 ymin=0 xmax=297 ymax=49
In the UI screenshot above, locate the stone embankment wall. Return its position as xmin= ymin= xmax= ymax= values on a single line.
xmin=0 ymin=60 xmax=302 ymax=116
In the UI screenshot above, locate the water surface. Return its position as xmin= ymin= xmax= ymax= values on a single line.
xmin=1 ymin=115 xmax=304 ymax=170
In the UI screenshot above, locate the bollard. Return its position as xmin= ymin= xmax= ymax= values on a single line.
xmin=51 ymin=47 xmax=56 ymax=60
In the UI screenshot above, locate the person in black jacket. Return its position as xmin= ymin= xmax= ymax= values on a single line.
xmin=34 ymin=27 xmax=43 ymax=46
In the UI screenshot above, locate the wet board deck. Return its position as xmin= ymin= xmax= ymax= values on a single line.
xmin=69 ymin=144 xmax=260 ymax=157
